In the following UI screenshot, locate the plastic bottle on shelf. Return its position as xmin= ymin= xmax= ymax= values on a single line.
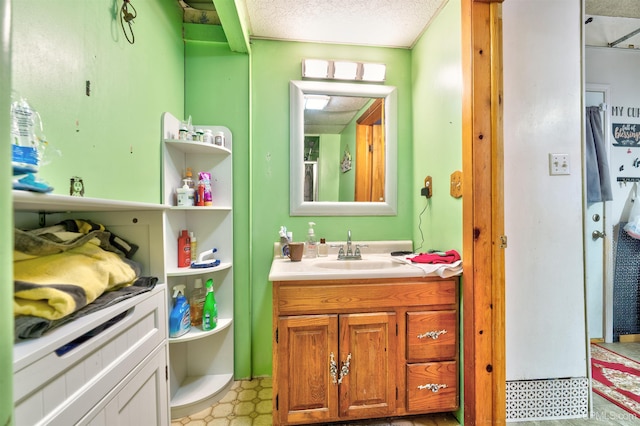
xmin=180 ymin=168 xmax=193 ymax=206
xmin=305 ymin=222 xmax=318 ymax=258
xmin=318 ymin=238 xmax=328 ymax=257
xmin=169 ymin=285 xmax=191 ymax=338
xmin=190 ymin=232 xmax=197 ymax=263
xmin=178 ymin=230 xmax=191 ymax=267
xmin=202 ymin=278 xmax=218 ymax=331
xmin=189 ymin=278 xmax=206 ymax=327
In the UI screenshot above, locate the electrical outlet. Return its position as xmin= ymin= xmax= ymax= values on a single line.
xmin=549 ymin=153 xmax=570 ymax=175
xmin=421 ymin=176 xmax=432 ymax=198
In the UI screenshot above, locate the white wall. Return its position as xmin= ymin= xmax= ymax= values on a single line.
xmin=586 ymin=46 xmax=640 ymax=225
xmin=503 ymin=0 xmax=588 ymax=380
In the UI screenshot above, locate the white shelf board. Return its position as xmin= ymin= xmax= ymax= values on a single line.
xmin=13 ymin=190 xmax=165 ymax=212
xmin=170 ymin=373 xmax=234 ymax=410
xmin=168 ymin=317 xmax=232 ymax=344
xmin=168 ymin=205 xmax=232 ymax=211
xmin=166 ymin=262 xmax=232 ymax=277
xmin=164 ymin=140 xmax=231 ymax=156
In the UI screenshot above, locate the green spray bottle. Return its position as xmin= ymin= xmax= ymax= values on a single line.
xmin=202 ymin=278 xmax=218 ymax=331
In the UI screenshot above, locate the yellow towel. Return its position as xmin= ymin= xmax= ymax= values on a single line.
xmin=14 ymin=240 xmax=138 ymax=320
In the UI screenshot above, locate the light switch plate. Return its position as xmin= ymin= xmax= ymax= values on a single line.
xmin=549 ymin=153 xmax=570 ymax=175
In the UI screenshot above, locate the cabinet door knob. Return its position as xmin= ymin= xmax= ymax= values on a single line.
xmin=329 ymin=352 xmax=338 ymax=384
xmin=338 ymin=353 xmax=352 ymax=384
xmin=417 ymin=329 xmax=448 ymax=340
xmin=418 ymin=383 xmax=448 ymax=393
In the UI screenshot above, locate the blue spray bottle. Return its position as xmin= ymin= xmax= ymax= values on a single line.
xmin=169 ymin=284 xmax=191 ymax=338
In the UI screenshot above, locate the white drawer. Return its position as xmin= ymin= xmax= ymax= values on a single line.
xmin=14 ymin=286 xmax=167 ymax=426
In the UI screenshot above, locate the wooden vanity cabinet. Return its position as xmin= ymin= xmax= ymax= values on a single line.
xmin=272 ymin=276 xmax=459 ymax=425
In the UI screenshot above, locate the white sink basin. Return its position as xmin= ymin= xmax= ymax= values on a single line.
xmin=314 ymin=259 xmax=402 ymax=270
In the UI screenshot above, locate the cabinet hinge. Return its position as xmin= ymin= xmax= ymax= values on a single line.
xmin=396 ymin=323 xmax=398 ymax=336
xmin=165 ymin=365 xmax=168 ymax=381
xmin=275 ymin=328 xmax=278 ymax=343
xmin=499 ymin=235 xmax=507 ymax=248
xmin=369 ymin=144 xmax=373 ymax=152
xmin=396 ymin=387 xmax=398 ymax=401
xmin=276 ymin=394 xmax=279 ymax=410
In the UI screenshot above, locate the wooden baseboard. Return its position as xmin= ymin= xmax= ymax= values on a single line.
xmin=619 ymin=334 xmax=640 ymax=342
xmin=590 ymin=338 xmax=604 ymax=343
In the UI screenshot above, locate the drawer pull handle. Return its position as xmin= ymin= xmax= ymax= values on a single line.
xmin=330 ymin=352 xmax=338 ymax=384
xmin=417 ymin=329 xmax=447 ymax=340
xmin=418 ymin=383 xmax=448 ymax=393
xmin=338 ymin=353 xmax=352 ymax=384
xmin=329 ymin=352 xmax=352 ymax=385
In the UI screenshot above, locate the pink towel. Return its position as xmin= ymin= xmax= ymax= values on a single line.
xmin=409 ymin=249 xmax=461 ymax=264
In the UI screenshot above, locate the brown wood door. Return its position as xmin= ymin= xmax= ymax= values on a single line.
xmin=355 ymin=98 xmax=385 ymax=201
xmin=338 ymin=312 xmax=396 ymax=419
xmin=276 ymin=314 xmax=339 ymax=425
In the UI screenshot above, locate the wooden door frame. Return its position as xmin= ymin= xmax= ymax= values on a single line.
xmin=462 ymin=0 xmax=505 ymax=424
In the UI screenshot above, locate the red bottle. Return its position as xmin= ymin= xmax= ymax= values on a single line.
xmin=178 ymin=230 xmax=191 ymax=267
xmin=196 ymin=182 xmax=205 ymax=206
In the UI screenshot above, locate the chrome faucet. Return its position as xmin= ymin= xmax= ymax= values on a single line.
xmin=338 ymin=230 xmax=362 ymax=260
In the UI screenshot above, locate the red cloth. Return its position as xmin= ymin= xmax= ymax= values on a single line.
xmin=409 ymin=249 xmax=461 ymax=264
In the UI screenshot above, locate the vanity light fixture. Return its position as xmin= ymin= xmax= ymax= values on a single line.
xmin=304 ymin=95 xmax=330 ymax=110
xmin=302 ymin=59 xmax=330 ymax=79
xmin=302 ymin=59 xmax=386 ymax=82
xmin=333 ymin=61 xmax=359 ymax=80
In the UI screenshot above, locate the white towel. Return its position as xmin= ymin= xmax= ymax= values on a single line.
xmin=391 ymin=256 xmax=463 ymax=278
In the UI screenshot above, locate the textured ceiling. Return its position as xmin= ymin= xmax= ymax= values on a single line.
xmin=242 ymin=0 xmax=447 ymax=48
xmin=585 ymin=0 xmax=640 ymax=48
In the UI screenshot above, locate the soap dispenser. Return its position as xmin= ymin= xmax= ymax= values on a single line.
xmin=305 ymin=221 xmax=318 ymax=258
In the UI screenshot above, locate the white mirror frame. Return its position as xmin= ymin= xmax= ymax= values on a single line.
xmin=290 ymin=80 xmax=398 ymax=216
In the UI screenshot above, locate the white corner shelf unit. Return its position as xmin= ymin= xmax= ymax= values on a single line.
xmin=12 ymin=190 xmax=169 ymax=426
xmin=161 ymin=112 xmax=234 ymax=419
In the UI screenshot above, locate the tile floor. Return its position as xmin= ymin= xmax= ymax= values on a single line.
xmin=172 ymin=343 xmax=640 ymax=426
xmin=170 ymin=376 xmax=459 ymax=426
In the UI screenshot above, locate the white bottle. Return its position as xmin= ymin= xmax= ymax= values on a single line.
xmin=305 ymin=221 xmax=318 ymax=258
xmin=318 ymin=238 xmax=328 ymax=257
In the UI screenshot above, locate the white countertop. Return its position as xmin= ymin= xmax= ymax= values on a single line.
xmin=268 ymin=240 xmax=463 ymax=281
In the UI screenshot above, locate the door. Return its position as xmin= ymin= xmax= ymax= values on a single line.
xmin=355 ymin=99 xmax=385 ymax=201
xmin=276 ymin=315 xmax=339 ymax=425
xmin=339 ymin=312 xmax=396 ymax=419
xmin=585 ymin=85 xmax=612 ymax=342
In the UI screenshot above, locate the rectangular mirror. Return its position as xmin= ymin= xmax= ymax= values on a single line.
xmin=290 ymin=80 xmax=397 ymax=216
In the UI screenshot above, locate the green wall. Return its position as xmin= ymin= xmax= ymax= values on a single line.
xmin=183 ymin=36 xmax=252 ymax=379
xmin=250 ymin=40 xmax=414 ymax=376
xmin=411 ymin=1 xmax=463 ymax=253
xmin=10 ymin=0 xmax=184 ymax=203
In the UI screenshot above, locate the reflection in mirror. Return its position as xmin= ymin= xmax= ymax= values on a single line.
xmin=290 ymin=80 xmax=397 ymax=216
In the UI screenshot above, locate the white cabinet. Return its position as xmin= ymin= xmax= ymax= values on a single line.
xmin=12 ymin=191 xmax=169 ymax=426
xmin=161 ymin=112 xmax=234 ymax=419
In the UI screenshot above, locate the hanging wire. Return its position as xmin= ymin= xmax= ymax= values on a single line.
xmin=413 ymin=200 xmax=430 ymax=253
xmin=120 ymin=0 xmax=137 ymax=44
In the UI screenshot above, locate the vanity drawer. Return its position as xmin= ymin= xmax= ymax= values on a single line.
xmin=276 ymin=279 xmax=456 ymax=314
xmin=406 ymin=310 xmax=457 ymax=361
xmin=406 ymin=361 xmax=458 ymax=412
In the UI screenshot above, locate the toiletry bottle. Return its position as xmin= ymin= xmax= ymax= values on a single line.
xmin=176 ymin=182 xmax=189 ymax=206
xmin=178 ymin=230 xmax=191 ymax=267
xmin=196 ymin=181 xmax=205 ymax=206
xmin=169 ymin=285 xmax=191 ymax=337
xmin=305 ymin=222 xmax=318 ymax=258
xmin=183 ymin=168 xmax=195 ymax=189
xmin=202 ymin=278 xmax=218 ymax=331
xmin=183 ymin=168 xmax=195 ymax=206
xmin=190 ymin=232 xmax=197 ymax=263
xmin=318 ymin=238 xmax=328 ymax=257
xmin=189 ymin=278 xmax=206 ymax=327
